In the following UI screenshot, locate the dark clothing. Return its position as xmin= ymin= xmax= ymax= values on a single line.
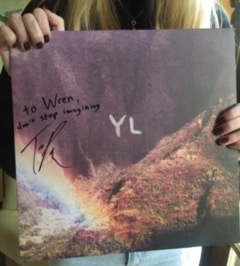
xmin=0 ymin=1 xmax=231 ymax=178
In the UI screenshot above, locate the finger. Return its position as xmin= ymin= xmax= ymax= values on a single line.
xmin=216 ymin=130 xmax=240 ymax=147
xmin=32 ymin=8 xmax=51 ymax=43
xmin=22 ymin=13 xmax=44 ymax=49
xmin=0 ymin=49 xmax=11 ymax=75
xmin=212 ymin=116 xmax=240 ymax=137
xmin=215 ymin=103 xmax=240 ymax=124
xmin=0 ymin=25 xmax=17 ymax=51
xmin=227 ymin=142 xmax=240 ymax=150
xmin=43 ymin=8 xmax=65 ymax=31
xmin=8 ymin=13 xmax=30 ymax=51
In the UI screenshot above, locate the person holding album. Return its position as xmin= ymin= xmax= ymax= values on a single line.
xmin=0 ymin=0 xmax=238 ymax=265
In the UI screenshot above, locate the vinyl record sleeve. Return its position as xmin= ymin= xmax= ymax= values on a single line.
xmin=11 ymin=29 xmax=239 ymax=262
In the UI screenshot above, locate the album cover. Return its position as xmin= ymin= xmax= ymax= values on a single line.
xmin=11 ymin=29 xmax=239 ymax=262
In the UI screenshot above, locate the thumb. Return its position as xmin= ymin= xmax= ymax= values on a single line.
xmin=0 ymin=49 xmax=11 ymax=76
xmin=43 ymin=8 xmax=65 ymax=31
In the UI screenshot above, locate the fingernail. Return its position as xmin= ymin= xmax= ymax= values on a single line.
xmin=219 ymin=137 xmax=229 ymax=144
xmin=216 ymin=116 xmax=225 ymax=125
xmin=44 ymin=35 xmax=50 ymax=43
xmin=24 ymin=42 xmax=31 ymax=51
xmin=36 ymin=42 xmax=44 ymax=49
xmin=212 ymin=127 xmax=224 ymax=136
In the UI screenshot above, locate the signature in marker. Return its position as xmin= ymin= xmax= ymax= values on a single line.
xmin=21 ymin=121 xmax=72 ymax=174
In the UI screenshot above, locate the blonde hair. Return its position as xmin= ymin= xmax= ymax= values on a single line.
xmin=51 ymin=0 xmax=219 ymax=31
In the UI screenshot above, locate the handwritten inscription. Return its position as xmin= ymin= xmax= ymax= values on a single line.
xmin=17 ymin=93 xmax=101 ymax=174
xmin=17 ymin=94 xmax=100 ymax=130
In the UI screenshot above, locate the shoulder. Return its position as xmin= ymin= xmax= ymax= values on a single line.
xmin=22 ymin=0 xmax=67 ymax=17
xmin=22 ymin=0 xmax=54 ymax=13
xmin=213 ymin=3 xmax=231 ymax=28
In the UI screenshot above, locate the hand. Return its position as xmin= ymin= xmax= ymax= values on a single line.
xmin=0 ymin=8 xmax=65 ymax=75
xmin=212 ymin=103 xmax=240 ymax=150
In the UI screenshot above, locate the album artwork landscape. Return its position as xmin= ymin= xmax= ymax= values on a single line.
xmin=11 ymin=30 xmax=239 ymax=261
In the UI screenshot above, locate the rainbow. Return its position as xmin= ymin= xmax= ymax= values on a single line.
xmin=15 ymin=136 xmax=111 ymax=231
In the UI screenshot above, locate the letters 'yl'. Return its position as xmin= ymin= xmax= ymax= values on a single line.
xmin=109 ymin=115 xmax=142 ymax=137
